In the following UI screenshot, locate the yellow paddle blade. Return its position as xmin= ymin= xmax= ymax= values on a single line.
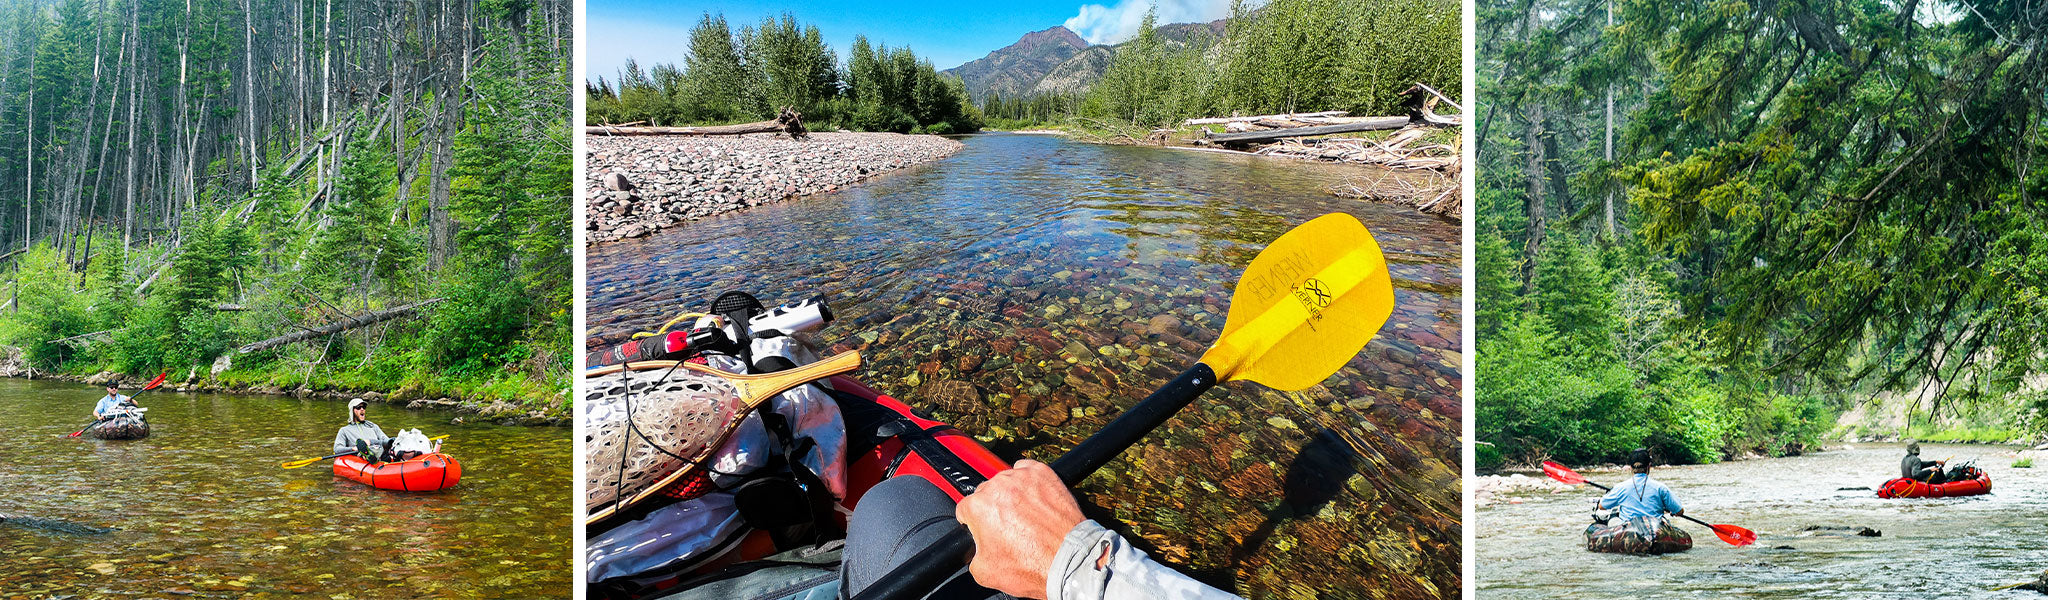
xmin=279 ymin=456 xmax=326 ymax=469
xmin=1199 ymin=213 xmax=1394 ymax=391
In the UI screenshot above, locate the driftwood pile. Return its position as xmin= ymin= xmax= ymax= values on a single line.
xmin=1257 ymin=126 xmax=1459 ymax=171
xmin=1328 ymin=169 xmax=1462 ymax=219
xmin=1192 ymin=83 xmax=1462 ymax=174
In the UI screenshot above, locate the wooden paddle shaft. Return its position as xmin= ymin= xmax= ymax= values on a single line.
xmin=584 ymin=351 xmax=862 ymax=525
xmin=848 ymin=363 xmax=1219 ymax=600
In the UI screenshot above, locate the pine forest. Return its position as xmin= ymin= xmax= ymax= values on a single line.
xmin=585 ymin=12 xmax=983 ymax=134
xmin=1476 ymin=0 xmax=2048 ymax=467
xmin=0 ymin=0 xmax=573 ymax=414
xmin=983 ymin=0 xmax=1461 ymax=130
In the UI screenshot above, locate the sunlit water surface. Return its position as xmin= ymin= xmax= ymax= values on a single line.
xmin=588 ymin=133 xmax=1463 ymax=598
xmin=1480 ymin=443 xmax=2048 ymax=598
xmin=0 ymin=378 xmax=571 ymax=598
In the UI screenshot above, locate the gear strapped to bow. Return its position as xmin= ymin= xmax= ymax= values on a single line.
xmin=585 ymin=364 xmax=752 ymax=522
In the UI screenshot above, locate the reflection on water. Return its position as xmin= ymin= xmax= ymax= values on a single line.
xmin=588 ymin=133 xmax=1463 ymax=597
xmin=0 ymin=378 xmax=570 ymax=598
xmin=1479 ymin=443 xmax=2048 ymax=598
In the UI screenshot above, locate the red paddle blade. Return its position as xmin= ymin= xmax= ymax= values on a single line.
xmin=1541 ymin=461 xmax=1588 ymax=484
xmin=1711 ymin=523 xmax=1757 ymax=546
xmin=140 ymin=372 xmax=169 ymax=391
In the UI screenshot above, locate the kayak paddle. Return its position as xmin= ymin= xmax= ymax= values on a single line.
xmin=584 ymin=350 xmax=864 ymax=525
xmin=280 ymin=434 xmax=451 ymax=469
xmin=1541 ymin=460 xmax=1758 ymax=546
xmin=67 ymin=372 xmax=169 ymax=438
xmin=849 ymin=212 xmax=1395 ymax=600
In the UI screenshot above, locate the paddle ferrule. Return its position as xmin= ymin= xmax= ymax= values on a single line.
xmin=1050 ymin=363 xmax=1219 ymax=484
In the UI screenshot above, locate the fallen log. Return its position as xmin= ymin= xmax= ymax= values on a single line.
xmin=49 ymin=329 xmax=117 ymax=347
xmin=1184 ymin=111 xmax=1347 ymax=125
xmin=237 ymin=298 xmax=445 ymax=354
xmin=1206 ymin=116 xmax=1414 ymax=145
xmin=585 ymin=107 xmax=807 ymax=139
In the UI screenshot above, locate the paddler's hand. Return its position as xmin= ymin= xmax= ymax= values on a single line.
xmin=955 ymin=459 xmax=1085 ymax=599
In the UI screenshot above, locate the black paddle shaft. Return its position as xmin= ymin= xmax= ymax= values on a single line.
xmin=847 ymin=363 xmax=1220 ymax=600
xmin=1581 ymin=480 xmax=1717 ymax=530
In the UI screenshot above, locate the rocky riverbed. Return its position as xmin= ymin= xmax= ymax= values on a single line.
xmin=585 ymin=132 xmax=965 ymax=242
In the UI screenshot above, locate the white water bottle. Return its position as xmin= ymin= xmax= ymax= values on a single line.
xmin=749 ymin=296 xmax=833 ymax=337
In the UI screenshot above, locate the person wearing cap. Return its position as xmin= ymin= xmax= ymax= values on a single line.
xmin=332 ymin=398 xmax=392 ymax=461
xmin=1901 ymin=442 xmax=1947 ymax=484
xmin=1596 ymin=448 xmax=1685 ymax=521
xmin=1581 ymin=447 xmax=1693 ymax=554
xmin=91 ymin=383 xmax=134 ymax=420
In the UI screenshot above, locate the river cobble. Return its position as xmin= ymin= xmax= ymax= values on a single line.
xmin=585 ymin=132 xmax=964 ymax=243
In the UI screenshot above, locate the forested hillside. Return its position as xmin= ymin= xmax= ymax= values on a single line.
xmin=585 ymin=13 xmax=981 ymax=134
xmin=1476 ymin=0 xmax=2048 ymax=467
xmin=0 ymin=0 xmax=572 ymax=411
xmin=981 ymin=0 xmax=1459 ymax=129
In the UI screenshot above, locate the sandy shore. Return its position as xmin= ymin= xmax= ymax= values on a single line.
xmin=585 ymin=131 xmax=964 ymax=242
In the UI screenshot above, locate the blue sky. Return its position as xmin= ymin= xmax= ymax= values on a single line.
xmin=584 ymin=0 xmax=1237 ymax=83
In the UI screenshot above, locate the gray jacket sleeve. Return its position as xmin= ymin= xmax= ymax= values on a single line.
xmin=1047 ymin=520 xmax=1243 ymax=600
xmin=333 ymin=423 xmax=390 ymax=455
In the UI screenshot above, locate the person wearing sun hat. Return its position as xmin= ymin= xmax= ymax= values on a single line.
xmin=332 ymin=398 xmax=392 ymax=461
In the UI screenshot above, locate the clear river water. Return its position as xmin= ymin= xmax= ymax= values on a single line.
xmin=1479 ymin=442 xmax=2048 ymax=598
xmin=0 ymin=378 xmax=571 ymax=598
xmin=587 ymin=133 xmax=1463 ymax=598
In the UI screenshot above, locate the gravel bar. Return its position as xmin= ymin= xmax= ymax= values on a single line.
xmin=585 ymin=132 xmax=964 ymax=243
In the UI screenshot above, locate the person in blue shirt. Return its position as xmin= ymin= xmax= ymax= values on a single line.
xmin=1585 ymin=447 xmax=1693 ymax=554
xmin=91 ymin=384 xmax=134 ymax=420
xmin=1598 ymin=447 xmax=1685 ymax=520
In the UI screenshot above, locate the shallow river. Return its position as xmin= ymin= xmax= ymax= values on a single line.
xmin=0 ymin=378 xmax=571 ymax=598
xmin=588 ymin=133 xmax=1463 ymax=598
xmin=1479 ymin=443 xmax=2048 ymax=598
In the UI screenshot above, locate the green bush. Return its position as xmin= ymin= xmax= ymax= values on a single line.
xmin=1476 ymin=313 xmax=1651 ymax=464
xmin=1476 ymin=442 xmax=1504 ymax=473
xmin=0 ymin=246 xmax=102 ymax=368
xmin=424 ymin=266 xmax=533 ymax=375
xmin=1648 ymin=385 xmax=1733 ymax=464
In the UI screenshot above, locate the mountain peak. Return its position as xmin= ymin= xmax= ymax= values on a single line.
xmin=998 ymin=26 xmax=1087 ymax=55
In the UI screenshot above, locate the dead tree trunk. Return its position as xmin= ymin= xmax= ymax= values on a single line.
xmin=1205 ymin=117 xmax=1414 ymax=145
xmin=237 ymin=297 xmax=445 ymax=353
xmin=587 ymin=107 xmax=807 ymax=138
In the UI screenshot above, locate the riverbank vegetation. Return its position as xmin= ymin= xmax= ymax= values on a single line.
xmin=980 ymin=0 xmax=1460 ymax=130
xmin=1477 ymin=0 xmax=2048 ymax=469
xmin=0 ymin=0 xmax=571 ymax=414
xmin=585 ymin=13 xmax=982 ymax=135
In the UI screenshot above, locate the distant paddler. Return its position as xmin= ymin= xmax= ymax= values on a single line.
xmin=1901 ymin=442 xmax=1948 ymax=484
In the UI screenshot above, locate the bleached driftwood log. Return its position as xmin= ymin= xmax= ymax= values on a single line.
xmin=586 ymin=107 xmax=807 ymax=139
xmin=1184 ymin=111 xmax=1348 ymax=125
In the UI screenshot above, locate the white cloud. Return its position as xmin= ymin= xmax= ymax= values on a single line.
xmin=1061 ymin=0 xmax=1238 ymax=45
